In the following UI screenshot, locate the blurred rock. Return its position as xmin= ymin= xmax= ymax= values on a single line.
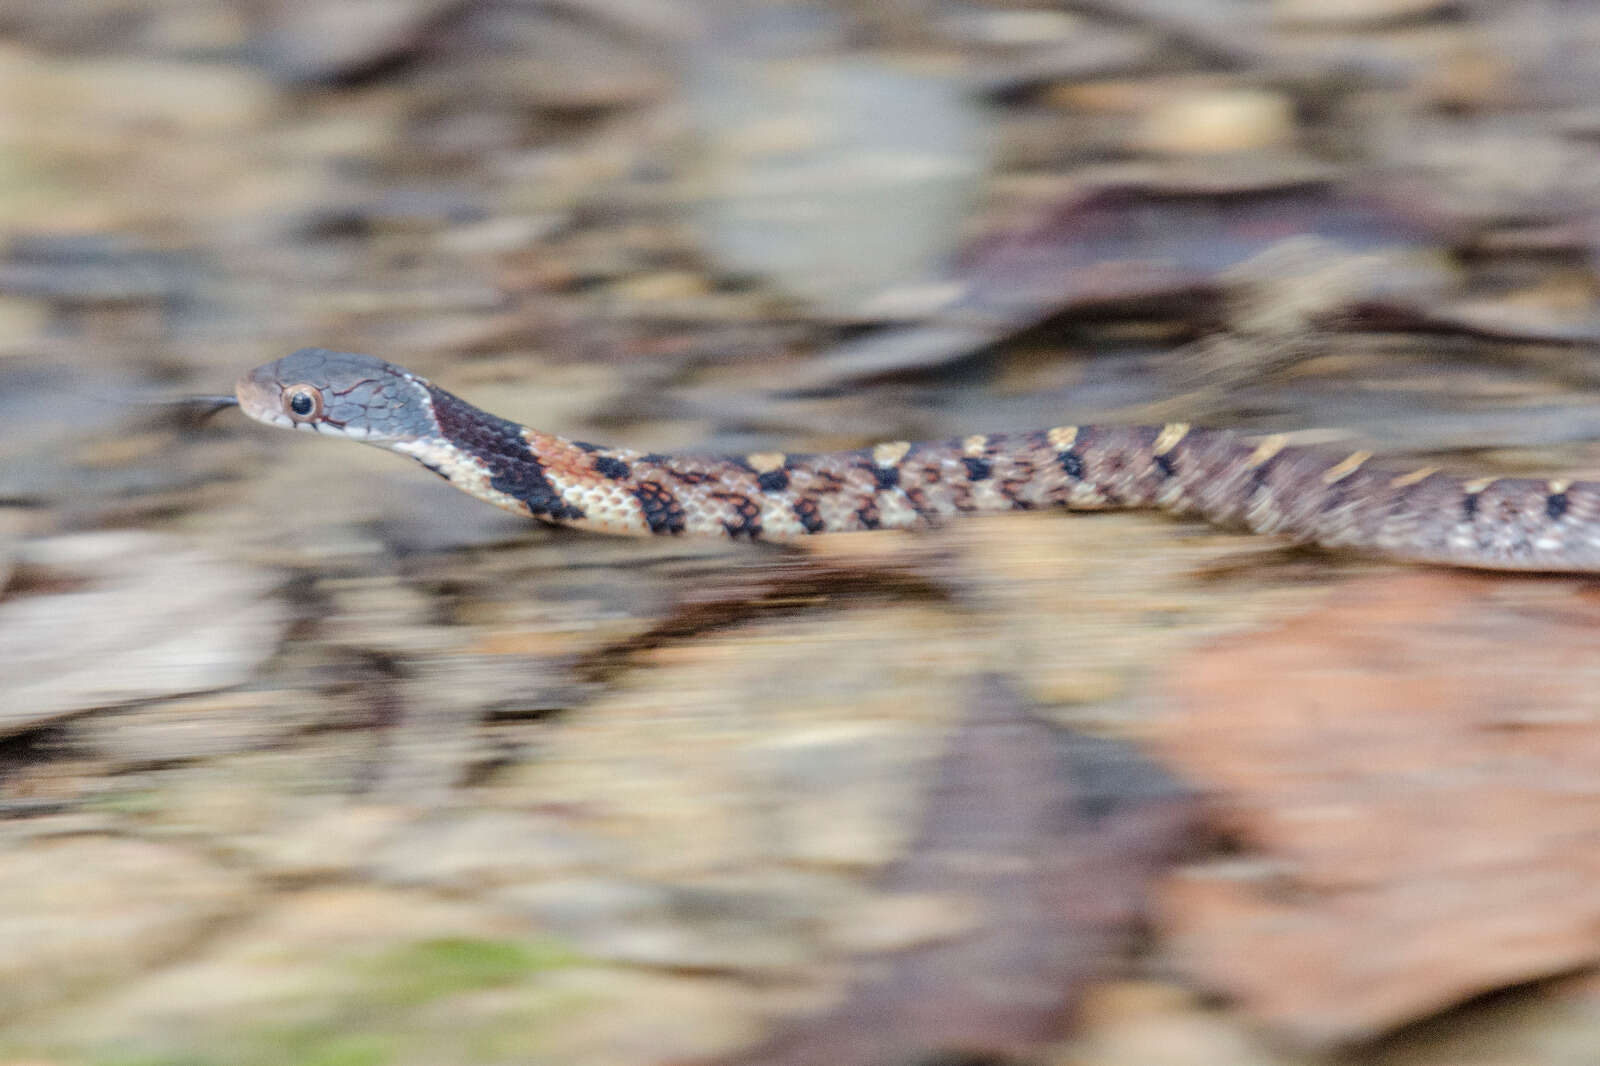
xmin=65 ymin=689 xmax=336 ymax=768
xmin=0 ymin=0 xmax=243 ymax=53
xmin=947 ymin=8 xmax=1162 ymax=93
xmin=367 ymin=808 xmax=617 ymax=890
xmin=1272 ymin=0 xmax=1456 ymax=28
xmin=687 ymin=54 xmax=989 ymax=316
xmin=1140 ymin=86 xmax=1295 ymax=155
xmin=40 ymin=886 xmax=534 ymax=1051
xmin=1060 ymin=981 xmax=1283 ymax=1066
xmin=421 ymin=3 xmax=667 ymax=111
xmin=47 ymin=57 xmax=278 ymax=134
xmin=0 ymin=533 xmax=287 ymax=734
xmin=0 ymin=835 xmax=251 ymax=1019
xmin=251 ymin=804 xmax=413 ymax=878
xmin=251 ymin=0 xmax=461 ymax=84
xmin=496 ymin=876 xmax=814 ymax=972
xmin=0 ymin=509 xmax=24 ymax=590
xmin=0 ymin=294 xmax=51 ymax=340
xmin=745 ymin=722 xmax=925 ymax=868
xmin=0 ymin=232 xmax=196 ymax=306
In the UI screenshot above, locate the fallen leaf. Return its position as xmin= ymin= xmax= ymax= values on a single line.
xmin=698 ymin=674 xmax=1198 ymax=1065
xmin=1155 ymin=572 xmax=1600 ymax=1045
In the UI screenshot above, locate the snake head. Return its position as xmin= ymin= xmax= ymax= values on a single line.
xmin=235 ymin=348 xmax=436 ymax=445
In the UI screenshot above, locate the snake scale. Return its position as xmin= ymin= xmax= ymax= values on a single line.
xmin=234 ymin=347 xmax=1600 ymax=571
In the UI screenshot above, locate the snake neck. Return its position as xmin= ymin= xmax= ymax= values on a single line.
xmin=384 ymin=383 xmax=590 ymax=523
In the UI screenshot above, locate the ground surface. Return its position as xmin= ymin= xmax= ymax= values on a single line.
xmin=9 ymin=1 xmax=1600 ymax=1063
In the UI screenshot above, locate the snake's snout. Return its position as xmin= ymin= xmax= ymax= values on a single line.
xmin=234 ymin=364 xmax=289 ymax=428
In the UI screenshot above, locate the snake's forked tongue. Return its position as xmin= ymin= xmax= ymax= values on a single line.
xmin=161 ymin=394 xmax=239 ymax=428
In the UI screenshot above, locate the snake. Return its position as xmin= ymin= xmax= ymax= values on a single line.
xmin=232 ymin=347 xmax=1600 ymax=571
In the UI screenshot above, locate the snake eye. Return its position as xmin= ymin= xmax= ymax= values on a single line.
xmin=283 ymin=385 xmax=322 ymax=421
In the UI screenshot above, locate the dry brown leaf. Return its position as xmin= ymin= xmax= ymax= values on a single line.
xmin=1155 ymin=572 xmax=1600 ymax=1045
xmin=699 ymin=674 xmax=1198 ymax=1065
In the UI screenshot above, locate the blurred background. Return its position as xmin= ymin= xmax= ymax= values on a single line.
xmin=9 ymin=1 xmax=1600 ymax=1064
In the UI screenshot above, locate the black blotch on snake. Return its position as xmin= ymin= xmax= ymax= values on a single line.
xmin=793 ymin=497 xmax=825 ymax=533
xmin=635 ymin=481 xmax=686 ymax=535
xmin=592 ymin=455 xmax=631 ymax=480
xmin=429 ymin=384 xmax=584 ymax=521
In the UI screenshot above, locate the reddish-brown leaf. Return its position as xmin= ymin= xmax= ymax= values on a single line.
xmin=1156 ymin=572 xmax=1600 ymax=1045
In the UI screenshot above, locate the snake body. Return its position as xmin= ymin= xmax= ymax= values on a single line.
xmin=235 ymin=347 xmax=1600 ymax=571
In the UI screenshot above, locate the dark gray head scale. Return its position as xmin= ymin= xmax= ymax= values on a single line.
xmin=234 ymin=347 xmax=438 ymax=445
